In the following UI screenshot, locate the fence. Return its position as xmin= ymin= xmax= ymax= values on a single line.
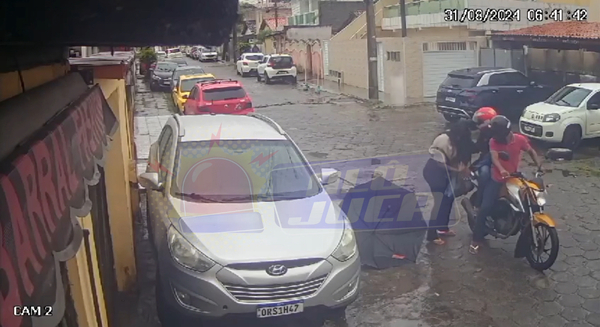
xmin=479 ymin=48 xmax=525 ymax=73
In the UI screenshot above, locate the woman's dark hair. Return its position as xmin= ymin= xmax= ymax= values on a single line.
xmin=444 ymin=120 xmax=475 ymax=164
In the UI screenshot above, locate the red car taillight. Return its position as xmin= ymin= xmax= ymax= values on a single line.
xmin=244 ymin=101 xmax=253 ymax=109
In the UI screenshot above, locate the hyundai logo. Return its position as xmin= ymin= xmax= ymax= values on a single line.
xmin=266 ymin=264 xmax=288 ymax=276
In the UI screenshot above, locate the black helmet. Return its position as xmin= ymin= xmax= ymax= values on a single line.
xmin=490 ymin=115 xmax=511 ymax=143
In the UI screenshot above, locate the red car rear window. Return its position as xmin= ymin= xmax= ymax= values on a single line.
xmin=203 ymin=87 xmax=246 ymax=101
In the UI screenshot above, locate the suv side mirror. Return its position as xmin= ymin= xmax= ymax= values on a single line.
xmin=138 ymin=172 xmax=164 ymax=191
xmin=318 ymin=168 xmax=340 ymax=185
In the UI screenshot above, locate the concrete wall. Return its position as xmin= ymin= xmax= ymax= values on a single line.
xmin=591 ymin=0 xmax=600 ymax=22
xmin=326 ymin=39 xmax=368 ymax=89
xmin=326 ymin=26 xmax=483 ymax=102
xmin=331 ymin=0 xmax=398 ymax=41
xmin=284 ymin=40 xmax=325 ymax=79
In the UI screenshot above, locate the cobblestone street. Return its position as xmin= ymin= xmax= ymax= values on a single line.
xmin=132 ymin=60 xmax=600 ymax=327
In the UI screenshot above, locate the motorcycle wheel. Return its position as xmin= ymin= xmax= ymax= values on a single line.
xmin=526 ymin=224 xmax=559 ymax=271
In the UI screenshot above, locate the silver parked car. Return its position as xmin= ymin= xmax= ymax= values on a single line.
xmin=139 ymin=113 xmax=360 ymax=323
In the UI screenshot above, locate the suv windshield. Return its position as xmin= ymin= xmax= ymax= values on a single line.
xmin=245 ymin=55 xmax=263 ymax=61
xmin=545 ymin=86 xmax=592 ymax=107
xmin=441 ymin=75 xmax=475 ymax=88
xmin=171 ymin=140 xmax=321 ymax=202
xmin=203 ymin=87 xmax=246 ymax=101
xmin=156 ymin=62 xmax=177 ymax=71
xmin=181 ymin=77 xmax=215 ymax=92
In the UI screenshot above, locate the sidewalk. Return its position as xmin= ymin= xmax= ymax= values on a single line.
xmin=133 ymin=77 xmax=174 ymax=175
xmin=302 ymin=77 xmax=434 ymax=107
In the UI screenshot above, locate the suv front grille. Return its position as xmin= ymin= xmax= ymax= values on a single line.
xmin=223 ymin=275 xmax=327 ymax=302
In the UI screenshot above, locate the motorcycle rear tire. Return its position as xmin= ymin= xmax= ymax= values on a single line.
xmin=526 ymin=225 xmax=559 ymax=271
xmin=463 ymin=195 xmax=488 ymax=237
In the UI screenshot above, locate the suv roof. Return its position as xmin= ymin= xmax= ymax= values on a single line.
xmin=197 ymin=79 xmax=242 ymax=90
xmin=449 ymin=67 xmax=517 ymax=76
xmin=175 ymin=114 xmax=287 ymax=142
xmin=267 ymin=54 xmax=292 ymax=57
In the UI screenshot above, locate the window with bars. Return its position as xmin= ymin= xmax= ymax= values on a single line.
xmin=423 ymin=41 xmax=476 ymax=51
xmin=386 ymin=51 xmax=401 ymax=61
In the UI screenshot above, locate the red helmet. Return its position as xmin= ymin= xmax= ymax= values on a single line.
xmin=473 ymin=107 xmax=498 ymax=125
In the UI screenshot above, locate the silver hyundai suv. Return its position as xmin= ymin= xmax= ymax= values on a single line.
xmin=138 ymin=113 xmax=360 ymax=323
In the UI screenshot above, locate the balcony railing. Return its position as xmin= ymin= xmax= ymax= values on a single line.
xmin=382 ymin=0 xmax=588 ymax=31
xmin=290 ymin=10 xmax=318 ymax=26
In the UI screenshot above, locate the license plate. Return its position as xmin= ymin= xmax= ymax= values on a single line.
xmin=523 ymin=125 xmax=534 ymax=132
xmin=257 ymin=300 xmax=304 ymax=318
xmin=445 ymin=97 xmax=456 ymax=103
xmin=277 ymin=71 xmax=288 ymax=74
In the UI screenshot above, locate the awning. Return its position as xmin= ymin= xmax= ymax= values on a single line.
xmin=0 ymin=85 xmax=118 ymax=327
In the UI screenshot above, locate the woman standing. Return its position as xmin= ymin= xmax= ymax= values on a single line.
xmin=422 ymin=121 xmax=473 ymax=245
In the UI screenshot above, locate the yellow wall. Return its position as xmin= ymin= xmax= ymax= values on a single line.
xmin=590 ymin=1 xmax=600 ymax=21
xmin=96 ymin=78 xmax=137 ymax=292
xmin=331 ymin=0 xmax=398 ymax=41
xmin=66 ymin=214 xmax=109 ymax=327
xmin=0 ymin=63 xmax=69 ymax=102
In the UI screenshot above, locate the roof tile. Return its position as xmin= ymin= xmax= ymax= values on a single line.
xmin=499 ymin=21 xmax=600 ymax=40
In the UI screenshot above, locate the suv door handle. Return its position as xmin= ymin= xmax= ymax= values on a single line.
xmin=517 ymin=90 xmax=524 ymax=93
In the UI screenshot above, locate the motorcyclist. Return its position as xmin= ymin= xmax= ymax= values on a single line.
xmin=470 ymin=115 xmax=542 ymax=255
xmin=471 ymin=107 xmax=498 ymax=206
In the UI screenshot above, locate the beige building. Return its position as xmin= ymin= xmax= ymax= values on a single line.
xmin=324 ymin=0 xmax=592 ymax=104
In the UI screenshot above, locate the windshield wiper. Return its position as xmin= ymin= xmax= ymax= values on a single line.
xmin=218 ymin=195 xmax=254 ymax=202
xmin=556 ymin=99 xmax=571 ymax=106
xmin=175 ymin=192 xmax=221 ymax=203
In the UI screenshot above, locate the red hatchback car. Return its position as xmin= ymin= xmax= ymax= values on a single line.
xmin=183 ymin=79 xmax=254 ymax=115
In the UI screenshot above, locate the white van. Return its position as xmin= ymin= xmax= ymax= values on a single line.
xmin=167 ymin=48 xmax=183 ymax=58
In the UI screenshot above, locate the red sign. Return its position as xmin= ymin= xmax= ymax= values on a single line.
xmin=0 ymin=85 xmax=118 ymax=327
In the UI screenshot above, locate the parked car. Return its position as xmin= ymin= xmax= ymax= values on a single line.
xmin=435 ymin=67 xmax=555 ymax=122
xmin=172 ymin=73 xmax=216 ymax=113
xmin=199 ymin=47 xmax=218 ymax=62
xmin=520 ymin=83 xmax=600 ymax=149
xmin=236 ymin=53 xmax=264 ymax=77
xmin=170 ymin=65 xmax=207 ymax=90
xmin=165 ymin=58 xmax=188 ymax=67
xmin=139 ymin=113 xmax=360 ymax=323
xmin=257 ymin=54 xmax=297 ymax=85
xmin=183 ymin=79 xmax=254 ymax=115
xmin=156 ymin=51 xmax=167 ymax=61
xmin=167 ymin=48 xmax=184 ymax=58
xmin=150 ymin=61 xmax=179 ymax=91
xmin=190 ymin=46 xmax=200 ymax=60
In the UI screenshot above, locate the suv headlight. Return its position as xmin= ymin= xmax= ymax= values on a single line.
xmin=543 ymin=113 xmax=561 ymax=122
xmin=167 ymin=226 xmax=215 ymax=272
xmin=331 ymin=223 xmax=357 ymax=262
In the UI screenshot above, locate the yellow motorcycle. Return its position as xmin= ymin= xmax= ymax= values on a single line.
xmin=461 ymin=150 xmax=560 ymax=271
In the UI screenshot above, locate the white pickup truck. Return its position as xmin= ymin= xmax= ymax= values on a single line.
xmin=519 ymin=83 xmax=600 ymax=149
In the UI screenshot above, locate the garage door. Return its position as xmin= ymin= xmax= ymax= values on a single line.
xmin=423 ymin=42 xmax=477 ymax=97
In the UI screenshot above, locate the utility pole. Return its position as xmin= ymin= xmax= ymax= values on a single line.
xmin=232 ymin=19 xmax=238 ymax=62
xmin=364 ymin=0 xmax=379 ymax=100
xmin=274 ymin=0 xmax=279 ymax=29
xmin=400 ymin=0 xmax=407 ymax=37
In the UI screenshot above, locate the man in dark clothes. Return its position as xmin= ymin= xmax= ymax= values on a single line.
xmin=471 ymin=107 xmax=498 ymax=206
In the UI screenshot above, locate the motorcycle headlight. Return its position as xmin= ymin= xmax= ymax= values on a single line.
xmin=535 ymin=191 xmax=547 ymax=207
xmin=167 ymin=226 xmax=215 ymax=272
xmin=543 ymin=113 xmax=561 ymax=122
xmin=152 ymin=74 xmax=160 ymax=80
xmin=331 ymin=223 xmax=357 ymax=262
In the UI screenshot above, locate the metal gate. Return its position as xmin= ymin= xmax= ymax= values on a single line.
xmin=377 ymin=42 xmax=385 ymax=92
xmin=322 ymin=40 xmax=330 ymax=76
xmin=88 ymin=167 xmax=118 ymax=327
xmin=422 ymin=41 xmax=477 ymax=97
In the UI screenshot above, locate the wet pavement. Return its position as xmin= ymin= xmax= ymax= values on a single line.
xmin=132 ymin=58 xmax=600 ymax=327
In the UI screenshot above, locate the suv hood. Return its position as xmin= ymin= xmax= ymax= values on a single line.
xmin=525 ymin=102 xmax=578 ymax=115
xmin=170 ymin=192 xmax=345 ymax=265
xmin=154 ymin=71 xmax=173 ymax=78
